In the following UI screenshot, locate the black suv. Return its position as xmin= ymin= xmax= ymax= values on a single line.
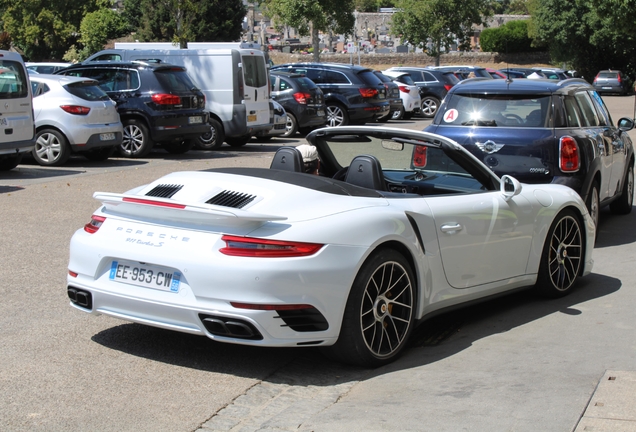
xmin=56 ymin=61 xmax=209 ymax=157
xmin=385 ymin=67 xmax=459 ymax=118
xmin=270 ymin=63 xmax=389 ymax=127
xmin=270 ymin=71 xmax=327 ymax=136
xmin=425 ymin=78 xmax=635 ymax=229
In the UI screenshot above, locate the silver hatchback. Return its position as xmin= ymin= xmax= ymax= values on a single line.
xmin=30 ymin=75 xmax=123 ymax=165
xmin=593 ymin=70 xmax=630 ymax=95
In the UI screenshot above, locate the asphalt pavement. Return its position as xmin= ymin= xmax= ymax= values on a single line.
xmin=2 ymin=96 xmax=636 ymax=432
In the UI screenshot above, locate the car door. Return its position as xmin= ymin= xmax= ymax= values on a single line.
xmin=589 ymin=90 xmax=627 ymax=197
xmin=423 ymin=189 xmax=535 ymax=289
xmin=574 ymin=91 xmax=614 ymax=201
xmin=240 ymin=54 xmax=270 ymax=126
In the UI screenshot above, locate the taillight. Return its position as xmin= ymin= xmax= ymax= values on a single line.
xmin=220 ymin=235 xmax=323 ymax=257
xmin=559 ymin=136 xmax=580 ymax=172
xmin=398 ymin=85 xmax=410 ymax=93
xmin=593 ymin=74 xmax=599 ymax=83
xmin=617 ymin=74 xmax=622 ymax=83
xmin=84 ymin=215 xmax=106 ymax=234
xmin=444 ymin=84 xmax=453 ymax=91
xmin=60 ymin=105 xmax=90 ymax=115
xmin=413 ymin=146 xmax=427 ymax=168
xmin=293 ymin=92 xmax=311 ymax=104
xmin=151 ymin=93 xmax=181 ymax=105
xmin=359 ymin=88 xmax=379 ymax=98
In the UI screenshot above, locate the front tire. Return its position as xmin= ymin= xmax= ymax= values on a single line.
xmin=120 ymin=119 xmax=153 ymax=158
xmin=534 ymin=209 xmax=584 ymax=298
xmin=322 ymin=249 xmax=416 ymax=367
xmin=33 ymin=129 xmax=71 ymax=166
xmin=610 ymin=164 xmax=634 ymax=215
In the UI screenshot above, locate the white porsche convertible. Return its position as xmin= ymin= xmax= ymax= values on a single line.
xmin=67 ymin=127 xmax=595 ymax=367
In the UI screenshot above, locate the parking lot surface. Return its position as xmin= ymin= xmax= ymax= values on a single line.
xmin=2 ymin=97 xmax=636 ymax=431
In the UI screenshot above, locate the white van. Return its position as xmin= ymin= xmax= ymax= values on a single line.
xmin=85 ymin=43 xmax=272 ymax=149
xmin=0 ymin=51 xmax=35 ymax=170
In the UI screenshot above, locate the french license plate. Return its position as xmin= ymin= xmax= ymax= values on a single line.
xmin=100 ymin=132 xmax=115 ymax=141
xmin=602 ymin=87 xmax=612 ymax=90
xmin=109 ymin=260 xmax=181 ymax=292
xmin=317 ymin=110 xmax=325 ymax=116
xmin=188 ymin=116 xmax=202 ymax=124
xmin=247 ymin=114 xmax=257 ymax=122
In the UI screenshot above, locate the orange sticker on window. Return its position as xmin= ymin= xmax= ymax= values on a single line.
xmin=443 ymin=109 xmax=458 ymax=123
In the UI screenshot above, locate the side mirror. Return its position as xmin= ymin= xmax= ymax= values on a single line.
xmin=618 ymin=117 xmax=635 ymax=132
xmin=500 ymin=175 xmax=522 ymax=200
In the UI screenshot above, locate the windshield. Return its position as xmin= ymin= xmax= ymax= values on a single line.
xmin=315 ymin=132 xmax=495 ymax=193
xmin=438 ymin=94 xmax=551 ymax=127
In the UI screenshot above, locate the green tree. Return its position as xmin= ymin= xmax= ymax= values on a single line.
xmin=79 ymin=9 xmax=128 ymax=58
xmin=529 ymin=0 xmax=636 ymax=81
xmin=391 ymin=0 xmax=492 ymax=65
xmin=480 ymin=19 xmax=538 ymax=53
xmin=0 ymin=0 xmax=105 ymax=60
xmin=135 ymin=0 xmax=246 ymax=47
xmin=260 ymin=0 xmax=355 ymax=62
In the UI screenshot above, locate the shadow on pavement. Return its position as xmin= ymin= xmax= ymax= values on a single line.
xmin=595 ymin=205 xmax=636 ymax=248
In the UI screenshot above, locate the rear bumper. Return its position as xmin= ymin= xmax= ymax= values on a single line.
xmin=0 ymin=137 xmax=35 ymax=156
xmin=149 ymin=112 xmax=210 ymax=142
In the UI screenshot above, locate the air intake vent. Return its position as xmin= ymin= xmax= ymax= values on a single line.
xmin=206 ymin=190 xmax=256 ymax=209
xmin=145 ymin=184 xmax=183 ymax=198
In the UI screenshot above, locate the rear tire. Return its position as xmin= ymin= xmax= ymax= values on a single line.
xmin=283 ymin=113 xmax=298 ymax=137
xmin=586 ymin=182 xmax=600 ymax=231
xmin=120 ymin=119 xmax=153 ymax=158
xmin=420 ymin=96 xmax=440 ymax=118
xmin=610 ymin=164 xmax=634 ymax=215
xmin=195 ymin=118 xmax=224 ymax=150
xmin=534 ymin=209 xmax=584 ymax=298
xmin=33 ymin=129 xmax=71 ymax=166
xmin=321 ymin=248 xmax=416 ymax=367
xmin=326 ymin=103 xmax=349 ymax=127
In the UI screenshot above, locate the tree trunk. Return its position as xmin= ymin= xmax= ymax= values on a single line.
xmin=312 ymin=23 xmax=320 ymax=62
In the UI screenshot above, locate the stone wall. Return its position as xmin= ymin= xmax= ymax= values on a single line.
xmin=269 ymin=51 xmax=552 ymax=68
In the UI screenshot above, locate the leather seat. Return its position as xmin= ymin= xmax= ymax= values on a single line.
xmin=270 ymin=146 xmax=304 ymax=172
xmin=344 ymin=154 xmax=387 ymax=191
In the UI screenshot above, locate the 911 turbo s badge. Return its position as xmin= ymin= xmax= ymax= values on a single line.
xmin=476 ymin=140 xmax=504 ymax=154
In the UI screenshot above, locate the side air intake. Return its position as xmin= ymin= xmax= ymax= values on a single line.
xmin=206 ymin=191 xmax=256 ymax=209
xmin=145 ymin=184 xmax=183 ymax=198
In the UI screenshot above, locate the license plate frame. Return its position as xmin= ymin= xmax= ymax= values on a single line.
xmin=247 ymin=114 xmax=257 ymax=122
xmin=317 ymin=110 xmax=325 ymax=116
xmin=109 ymin=260 xmax=181 ymax=292
xmin=188 ymin=116 xmax=203 ymax=124
xmin=99 ymin=132 xmax=115 ymax=141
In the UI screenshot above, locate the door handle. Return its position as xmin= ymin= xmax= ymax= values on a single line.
xmin=440 ymin=223 xmax=463 ymax=234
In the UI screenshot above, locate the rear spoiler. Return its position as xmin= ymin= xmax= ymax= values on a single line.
xmin=94 ymin=192 xmax=287 ymax=223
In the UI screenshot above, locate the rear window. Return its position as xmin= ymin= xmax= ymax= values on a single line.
xmin=242 ymin=56 xmax=268 ymax=88
xmin=0 ymin=61 xmax=28 ymax=98
xmin=295 ymin=76 xmax=318 ymax=90
xmin=64 ymin=81 xmax=110 ymax=101
xmin=438 ymin=94 xmax=551 ymax=127
xmin=442 ymin=72 xmax=460 ymax=84
xmin=397 ymin=75 xmax=416 ymax=86
xmin=154 ymin=69 xmax=197 ymax=92
xmin=598 ymin=72 xmax=618 ymax=79
xmin=359 ymin=70 xmax=383 ymax=86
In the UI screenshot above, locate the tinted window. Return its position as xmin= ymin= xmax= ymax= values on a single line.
xmin=0 ymin=60 xmax=28 ymax=98
xmin=359 ymin=70 xmax=382 ymax=86
xmin=64 ymin=81 xmax=109 ymax=101
xmin=589 ymin=91 xmax=612 ymax=126
xmin=93 ymin=54 xmax=122 ymax=62
xmin=598 ymin=72 xmax=618 ymax=79
xmin=396 ymin=75 xmax=415 ymax=86
xmin=278 ymin=77 xmax=292 ymax=91
xmin=154 ymin=69 xmax=196 ymax=92
xmin=422 ymin=71 xmax=437 ymax=82
xmin=575 ymin=92 xmax=600 ymax=127
xmin=324 ymin=70 xmax=349 ymax=84
xmin=374 ymin=72 xmax=391 ymax=83
xmin=296 ymin=76 xmax=318 ymax=90
xmin=62 ymin=68 xmax=140 ymax=92
xmin=242 ymin=56 xmax=267 ymax=87
xmin=563 ymin=96 xmax=582 ymax=127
